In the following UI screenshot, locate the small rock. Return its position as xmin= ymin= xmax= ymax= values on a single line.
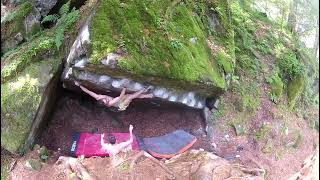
xmin=224 ymin=134 xmax=230 ymax=142
xmin=189 ymin=37 xmax=197 ymax=44
xmin=233 ymin=124 xmax=245 ymax=136
xmin=236 ymin=145 xmax=244 ymax=152
xmin=211 ymin=142 xmax=217 ymax=149
xmin=25 ymin=159 xmax=42 ymax=171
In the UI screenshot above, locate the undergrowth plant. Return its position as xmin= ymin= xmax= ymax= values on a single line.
xmin=1 ymin=1 xmax=33 ymax=24
xmin=277 ymin=50 xmax=305 ymax=81
xmin=41 ymin=1 xmax=79 ymax=50
xmin=266 ymin=68 xmax=284 ymax=103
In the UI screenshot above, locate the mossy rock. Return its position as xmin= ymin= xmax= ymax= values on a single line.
xmin=287 ymin=76 xmax=305 ymax=110
xmin=1 ymin=1 xmax=40 ymax=53
xmin=1 ymin=31 xmax=56 ymax=83
xmin=83 ymin=0 xmax=234 ymax=96
xmin=1 ymin=58 xmax=59 ymax=154
xmin=0 ymin=0 xmax=96 ymax=154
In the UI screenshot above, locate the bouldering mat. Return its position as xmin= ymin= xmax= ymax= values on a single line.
xmin=70 ymin=132 xmax=139 ymax=157
xmin=138 ymin=130 xmax=197 ymax=158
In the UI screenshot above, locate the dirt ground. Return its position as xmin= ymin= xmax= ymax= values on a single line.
xmin=8 ymin=148 xmax=265 ymax=180
xmin=37 ymin=90 xmax=213 ymax=156
xmin=209 ymin=48 xmax=319 ymax=179
xmin=211 ymin=91 xmax=319 ymax=179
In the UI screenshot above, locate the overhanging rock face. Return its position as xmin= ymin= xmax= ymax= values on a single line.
xmin=62 ymin=0 xmax=234 ymax=109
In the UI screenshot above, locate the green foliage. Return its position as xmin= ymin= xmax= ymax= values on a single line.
xmin=42 ymin=1 xmax=79 ymax=50
xmin=254 ymin=122 xmax=271 ymax=141
xmin=269 ymin=93 xmax=279 ymax=103
xmin=242 ymin=93 xmax=260 ymax=112
xmin=55 ymin=28 xmax=64 ymax=51
xmin=266 ymin=68 xmax=284 ymax=102
xmin=1 ymin=1 xmax=33 ymax=24
xmin=236 ymin=54 xmax=260 ymax=74
xmin=39 ymin=146 xmax=49 ymax=162
xmin=59 ymin=1 xmax=71 ymax=16
xmin=256 ymin=38 xmax=271 ymax=55
xmin=232 ymin=80 xmax=260 ymax=112
xmin=169 ymin=39 xmax=182 ymax=50
xmin=231 ymin=75 xmax=240 ymax=85
xmin=41 ymin=14 xmax=59 ymax=24
xmin=277 ymin=50 xmax=305 ymax=80
xmin=231 ymin=1 xmax=256 ymax=52
xmin=1 ymin=37 xmax=56 ymax=83
xmin=216 ymin=50 xmax=233 ymax=73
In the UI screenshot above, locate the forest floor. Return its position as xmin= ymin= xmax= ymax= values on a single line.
xmin=209 ymin=49 xmax=319 ymax=179
xmin=2 ymin=82 xmax=319 ymax=179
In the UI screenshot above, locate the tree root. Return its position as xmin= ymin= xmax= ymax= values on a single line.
xmin=56 ymin=156 xmax=97 ymax=180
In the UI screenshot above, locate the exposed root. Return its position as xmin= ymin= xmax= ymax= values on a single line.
xmin=56 ymin=156 xmax=97 ymax=180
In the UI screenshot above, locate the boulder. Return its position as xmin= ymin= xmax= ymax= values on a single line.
xmin=29 ymin=0 xmax=57 ymax=17
xmin=0 ymin=0 xmax=96 ymax=154
xmin=1 ymin=57 xmax=62 ymax=154
xmin=62 ymin=0 xmax=235 ymax=109
xmin=1 ymin=1 xmax=41 ymax=53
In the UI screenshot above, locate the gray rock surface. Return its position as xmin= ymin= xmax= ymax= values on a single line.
xmin=29 ymin=0 xmax=57 ymax=17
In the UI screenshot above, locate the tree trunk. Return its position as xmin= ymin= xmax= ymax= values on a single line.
xmin=313 ymin=18 xmax=319 ymax=57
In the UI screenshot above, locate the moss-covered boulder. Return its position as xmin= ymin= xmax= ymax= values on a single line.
xmin=63 ymin=0 xmax=235 ymax=108
xmin=1 ymin=58 xmax=61 ymax=154
xmin=287 ymin=76 xmax=305 ymax=110
xmin=1 ymin=1 xmax=41 ymax=53
xmin=1 ymin=0 xmax=96 ymax=154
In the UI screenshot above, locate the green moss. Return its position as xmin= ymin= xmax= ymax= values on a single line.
xmin=89 ymin=0 xmax=234 ymax=88
xmin=1 ymin=33 xmax=56 ymax=83
xmin=1 ymin=59 xmax=59 ymax=153
xmin=233 ymin=80 xmax=260 ymax=112
xmin=215 ymin=50 xmax=233 ymax=73
xmin=1 ymin=66 xmax=41 ymax=153
xmin=266 ymin=68 xmax=284 ymax=101
xmin=287 ymin=76 xmax=305 ymax=110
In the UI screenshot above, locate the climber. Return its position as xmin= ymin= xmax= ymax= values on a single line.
xmin=100 ymin=124 xmax=134 ymax=156
xmin=74 ymin=81 xmax=153 ymax=111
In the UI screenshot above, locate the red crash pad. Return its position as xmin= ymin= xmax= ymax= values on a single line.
xmin=70 ymin=132 xmax=139 ymax=157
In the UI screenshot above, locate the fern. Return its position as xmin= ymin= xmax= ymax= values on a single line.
xmin=41 ymin=1 xmax=79 ymax=50
xmin=41 ymin=14 xmax=59 ymax=23
xmin=59 ymin=1 xmax=71 ymax=16
xmin=55 ymin=27 xmax=64 ymax=49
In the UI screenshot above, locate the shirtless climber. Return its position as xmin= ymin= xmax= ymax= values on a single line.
xmin=100 ymin=124 xmax=134 ymax=156
xmin=74 ymin=81 xmax=153 ymax=111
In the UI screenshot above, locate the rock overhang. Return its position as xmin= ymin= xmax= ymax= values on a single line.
xmin=62 ymin=0 xmax=235 ymax=109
